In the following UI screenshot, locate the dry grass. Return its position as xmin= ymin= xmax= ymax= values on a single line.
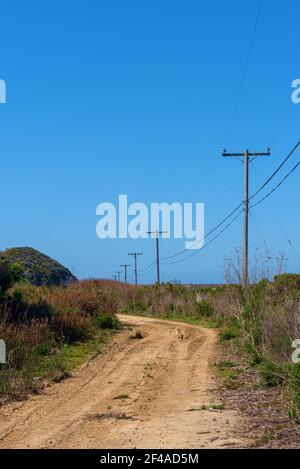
xmin=2 ymin=274 xmax=300 ymax=420
xmin=95 ymin=277 xmax=300 ymax=421
xmin=0 ymin=280 xmax=120 ymax=401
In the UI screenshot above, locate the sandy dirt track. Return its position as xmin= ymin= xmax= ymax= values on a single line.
xmin=0 ymin=315 xmax=250 ymax=449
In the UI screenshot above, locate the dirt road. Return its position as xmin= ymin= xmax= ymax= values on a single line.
xmin=0 ymin=315 xmax=250 ymax=448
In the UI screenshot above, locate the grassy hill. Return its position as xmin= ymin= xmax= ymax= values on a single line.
xmin=0 ymin=247 xmax=77 ymax=287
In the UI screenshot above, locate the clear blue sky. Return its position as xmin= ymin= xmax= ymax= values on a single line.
xmin=1 ymin=0 xmax=299 ymax=283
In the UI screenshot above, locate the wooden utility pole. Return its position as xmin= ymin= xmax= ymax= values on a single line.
xmin=244 ymin=150 xmax=249 ymax=288
xmin=147 ymin=231 xmax=167 ymax=284
xmin=115 ymin=271 xmax=121 ymax=282
xmin=222 ymin=148 xmax=271 ymax=287
xmin=128 ymin=252 xmax=143 ymax=285
xmin=120 ymin=264 xmax=131 ymax=284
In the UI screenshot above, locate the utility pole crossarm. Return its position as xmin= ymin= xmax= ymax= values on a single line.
xmin=222 ymin=148 xmax=271 ymax=157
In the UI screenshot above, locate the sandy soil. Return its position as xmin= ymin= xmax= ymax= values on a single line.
xmin=0 ymin=315 xmax=251 ymax=449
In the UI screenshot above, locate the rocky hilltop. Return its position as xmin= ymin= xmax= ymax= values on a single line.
xmin=0 ymin=247 xmax=77 ymax=287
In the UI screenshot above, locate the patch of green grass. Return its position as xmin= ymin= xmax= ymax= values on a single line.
xmin=211 ymin=403 xmax=225 ymax=410
xmin=227 ymin=371 xmax=238 ymax=380
xmin=213 ymin=359 xmax=240 ymax=386
xmin=121 ymin=310 xmax=221 ymax=329
xmin=259 ymin=359 xmax=285 ymax=387
xmin=162 ymin=315 xmax=221 ymax=329
xmin=35 ymin=330 xmax=112 ymax=377
xmin=96 ymin=314 xmax=120 ymax=330
xmin=219 ymin=326 xmax=237 ymax=342
xmin=214 ymin=360 xmax=235 ymax=370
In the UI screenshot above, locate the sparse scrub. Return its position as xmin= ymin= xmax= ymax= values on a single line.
xmin=96 ymin=314 xmax=120 ymax=330
xmin=99 ymin=272 xmax=300 ymax=423
xmin=0 ymin=277 xmax=120 ymax=402
xmin=2 ymin=259 xmax=300 ymax=424
xmin=207 ymin=273 xmax=300 ymax=422
xmin=219 ymin=321 xmax=240 ymax=342
xmin=53 ymin=310 xmax=94 ymax=343
xmin=116 ymin=282 xmax=223 ymax=324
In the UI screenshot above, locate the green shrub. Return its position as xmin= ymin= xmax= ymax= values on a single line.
xmin=274 ymin=274 xmax=300 ymax=292
xmin=0 ymin=259 xmax=24 ymax=299
xmin=259 ymin=360 xmax=285 ymax=387
xmin=215 ymin=360 xmax=235 ymax=370
xmin=96 ymin=314 xmax=120 ymax=330
xmin=194 ymin=300 xmax=214 ymax=318
xmin=219 ymin=326 xmax=237 ymax=342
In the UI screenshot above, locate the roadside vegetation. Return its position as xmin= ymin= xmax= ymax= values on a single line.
xmin=0 ymin=259 xmax=120 ymax=402
xmin=2 ymin=251 xmax=300 ymax=425
xmin=96 ymin=272 xmax=300 ymax=424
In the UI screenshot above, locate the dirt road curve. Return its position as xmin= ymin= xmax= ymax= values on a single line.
xmin=0 ymin=315 xmax=250 ymax=449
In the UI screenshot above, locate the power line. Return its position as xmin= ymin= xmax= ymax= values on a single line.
xmin=139 ymin=259 xmax=156 ymax=273
xmin=225 ymin=0 xmax=264 ymax=147
xmin=161 ymin=138 xmax=300 ymax=263
xmin=137 ymin=182 xmax=245 ymax=270
xmin=222 ymin=148 xmax=270 ymax=286
xmin=161 ymin=209 xmax=243 ymax=266
xmin=270 ymin=103 xmax=294 ymax=146
xmin=250 ymin=160 xmax=300 ymax=266
xmin=249 ymin=138 xmax=300 ymax=202
xmin=249 ymin=209 xmax=271 ymax=259
xmin=266 ymin=205 xmax=300 ymax=266
xmin=161 ymin=201 xmax=244 ymax=262
xmin=250 ymin=156 xmax=300 ymax=209
xmin=134 ymin=137 xmax=300 ymax=277
xmin=153 ymin=141 xmax=300 ymax=270
xmin=139 ymin=262 xmax=156 ymax=279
